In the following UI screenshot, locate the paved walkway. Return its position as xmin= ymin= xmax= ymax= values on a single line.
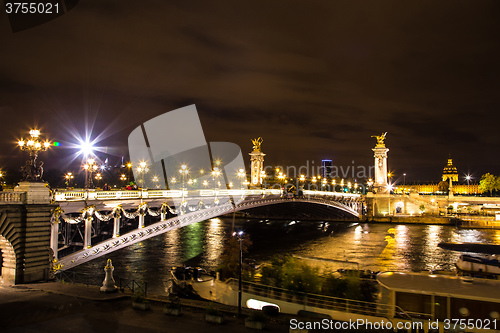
xmin=0 ymin=282 xmax=290 ymax=333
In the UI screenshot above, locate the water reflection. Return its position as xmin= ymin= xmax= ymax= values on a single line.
xmin=182 ymin=222 xmax=203 ymax=262
xmin=69 ymin=219 xmax=500 ymax=296
xmin=201 ymin=218 xmax=225 ymax=268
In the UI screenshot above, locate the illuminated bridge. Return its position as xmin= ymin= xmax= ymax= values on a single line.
xmin=48 ymin=189 xmax=362 ymax=271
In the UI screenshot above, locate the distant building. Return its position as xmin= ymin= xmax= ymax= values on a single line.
xmin=321 ymin=159 xmax=333 ymax=178
xmin=442 ymin=156 xmax=459 ymax=182
xmin=394 ymin=156 xmax=480 ymax=195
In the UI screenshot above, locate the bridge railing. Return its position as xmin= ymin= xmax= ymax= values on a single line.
xmin=53 ymin=188 xmax=284 ymax=202
xmin=303 ymin=190 xmax=360 ymax=199
xmin=53 ymin=188 xmax=358 ymax=206
xmin=0 ymin=191 xmax=26 ymax=204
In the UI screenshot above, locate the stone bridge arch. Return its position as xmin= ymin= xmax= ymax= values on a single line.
xmin=0 ymin=204 xmax=53 ymax=284
xmin=0 ymin=235 xmax=16 ymax=284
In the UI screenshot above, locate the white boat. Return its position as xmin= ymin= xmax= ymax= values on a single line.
xmin=456 ymin=254 xmax=500 ymax=277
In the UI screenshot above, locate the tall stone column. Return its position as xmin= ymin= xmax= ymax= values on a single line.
xmin=50 ymin=221 xmax=59 ymax=260
xmin=371 ymin=133 xmax=389 ymax=193
xmin=84 ymin=216 xmax=93 ymax=249
xmin=113 ymin=216 xmax=120 ymax=237
xmin=249 ymin=137 xmax=265 ymax=186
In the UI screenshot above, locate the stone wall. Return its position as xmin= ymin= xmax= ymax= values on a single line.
xmin=0 ymin=204 xmax=53 ymax=284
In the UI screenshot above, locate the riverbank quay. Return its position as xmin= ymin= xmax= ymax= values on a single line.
xmin=364 ymin=216 xmax=456 ymax=224
xmin=364 ymin=215 xmax=500 ymax=229
xmin=0 ymin=281 xmax=293 ymax=333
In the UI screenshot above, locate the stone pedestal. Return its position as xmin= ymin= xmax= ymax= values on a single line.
xmin=100 ymin=259 xmax=118 ymax=293
xmin=14 ymin=182 xmax=51 ymax=204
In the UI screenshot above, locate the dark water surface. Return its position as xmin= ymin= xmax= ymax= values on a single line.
xmin=69 ymin=218 xmax=500 ymax=295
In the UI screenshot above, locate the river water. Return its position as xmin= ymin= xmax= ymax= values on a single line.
xmin=69 ymin=218 xmax=500 ymax=295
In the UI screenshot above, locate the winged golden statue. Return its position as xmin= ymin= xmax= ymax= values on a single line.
xmin=251 ymin=137 xmax=263 ymax=151
xmin=371 ymin=132 xmax=387 ymax=146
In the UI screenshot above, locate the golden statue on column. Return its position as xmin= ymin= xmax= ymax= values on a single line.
xmin=252 ymin=137 xmax=263 ymax=152
xmin=249 ymin=137 xmax=265 ymax=186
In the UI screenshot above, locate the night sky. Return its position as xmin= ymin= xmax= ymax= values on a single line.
xmin=1 ymin=0 xmax=499 ymax=184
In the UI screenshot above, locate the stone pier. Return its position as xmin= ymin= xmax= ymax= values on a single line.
xmin=0 ymin=183 xmax=54 ymax=284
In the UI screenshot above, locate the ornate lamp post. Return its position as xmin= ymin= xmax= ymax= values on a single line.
xmin=120 ymin=174 xmax=127 ymax=187
xmin=65 ymin=172 xmax=74 ymax=188
xmin=137 ymin=161 xmax=149 ymax=188
xmin=170 ymin=177 xmax=177 ymax=189
xmin=367 ymin=178 xmax=374 ymax=192
xmin=311 ymin=176 xmax=317 ymax=190
xmin=18 ymin=129 xmax=51 ymax=182
xmin=152 ymin=175 xmax=160 ymax=189
xmin=83 ymin=158 xmax=98 ymax=189
xmin=211 ymin=166 xmax=221 ymax=192
xmin=126 ymin=162 xmax=132 ymax=181
xmin=233 ymin=230 xmax=244 ymax=316
xmin=237 ymin=168 xmax=246 ymax=189
xmin=95 ymin=173 xmax=103 ymax=188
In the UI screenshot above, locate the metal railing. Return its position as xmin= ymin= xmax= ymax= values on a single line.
xmin=226 ymin=279 xmax=411 ymax=320
xmin=55 ymin=270 xmax=102 ymax=287
xmin=119 ymin=278 xmax=148 ymax=296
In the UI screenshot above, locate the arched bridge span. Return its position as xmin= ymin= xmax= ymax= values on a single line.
xmin=53 ymin=191 xmax=362 ymax=271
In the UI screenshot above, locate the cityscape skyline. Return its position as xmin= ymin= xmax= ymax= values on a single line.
xmin=1 ymin=1 xmax=499 ymax=182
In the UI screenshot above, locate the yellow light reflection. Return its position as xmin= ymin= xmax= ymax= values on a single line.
xmin=203 ymin=218 xmax=224 ymax=266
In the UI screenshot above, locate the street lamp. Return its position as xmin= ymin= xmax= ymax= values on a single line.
xmin=95 ymin=173 xmax=102 ymax=188
xmin=233 ymin=230 xmax=244 ymax=316
xmin=403 ymin=173 xmax=406 ymax=186
xmin=152 ymin=175 xmax=160 ymax=189
xmin=18 ymin=129 xmax=51 ymax=182
xmin=170 ymin=177 xmax=177 ymax=189
xmin=260 ymin=170 xmax=266 ymax=187
xmin=65 ymin=172 xmax=74 ymax=188
xmin=126 ymin=162 xmax=132 ymax=181
xmin=83 ymin=158 xmax=98 ymax=189
xmin=367 ymin=178 xmax=374 ymax=191
xmin=465 ymin=175 xmax=471 ymax=186
xmin=179 ymin=164 xmax=189 ymax=189
xmin=211 ymin=166 xmax=221 ymax=191
xmin=277 ymin=172 xmax=286 ymax=193
xmin=237 ymin=168 xmax=246 ymax=189
xmin=120 ymin=174 xmax=127 ymax=187
xmin=137 ymin=161 xmax=149 ymax=188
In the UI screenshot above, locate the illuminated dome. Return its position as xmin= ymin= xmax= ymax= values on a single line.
xmin=442 ymin=156 xmax=459 ymax=182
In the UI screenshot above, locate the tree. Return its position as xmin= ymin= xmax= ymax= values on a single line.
xmin=479 ymin=173 xmax=500 ymax=196
xmin=419 ymin=204 xmax=426 ymax=214
xmin=217 ymin=234 xmax=252 ymax=280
